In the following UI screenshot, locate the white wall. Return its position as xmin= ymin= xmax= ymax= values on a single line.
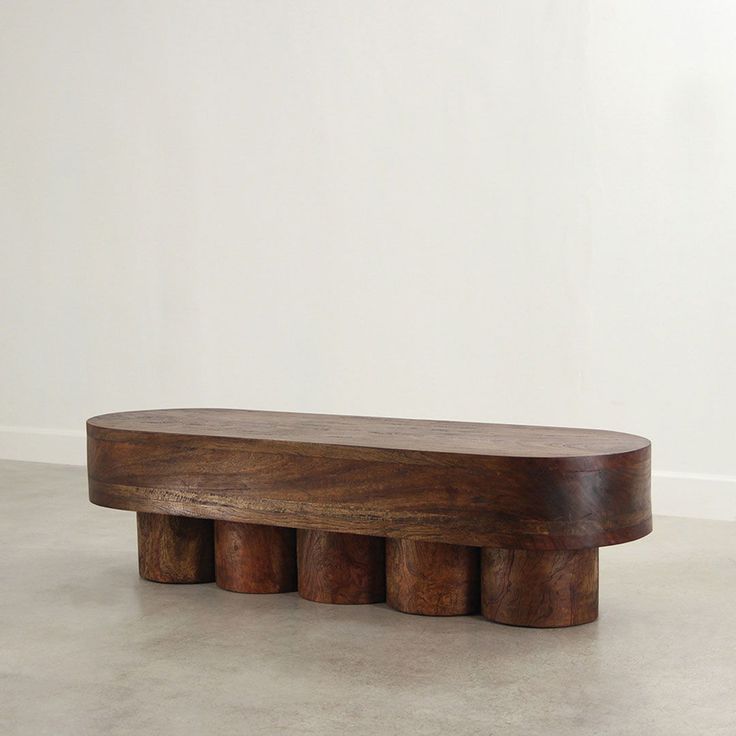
xmin=1 ymin=1 xmax=734 ymax=519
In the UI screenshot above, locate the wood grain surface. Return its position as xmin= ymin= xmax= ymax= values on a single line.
xmin=88 ymin=409 xmax=651 ymax=551
xmin=481 ymin=548 xmax=599 ymax=627
xmin=297 ymin=529 xmax=386 ymax=604
xmin=87 ymin=408 xmax=649 ymax=457
xmin=137 ymin=512 xmax=215 ymax=583
xmin=386 ymin=538 xmax=480 ymax=616
xmin=214 ymin=521 xmax=296 ymax=593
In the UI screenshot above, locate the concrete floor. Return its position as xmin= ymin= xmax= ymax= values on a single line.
xmin=1 ymin=460 xmax=734 ymax=736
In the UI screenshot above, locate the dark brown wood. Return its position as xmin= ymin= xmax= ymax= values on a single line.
xmin=297 ymin=529 xmax=385 ymax=604
xmin=481 ymin=548 xmax=598 ymax=627
xmin=137 ymin=512 xmax=214 ymax=583
xmin=214 ymin=521 xmax=296 ymax=593
xmin=88 ymin=409 xmax=651 ymax=550
xmin=386 ymin=538 xmax=479 ymax=616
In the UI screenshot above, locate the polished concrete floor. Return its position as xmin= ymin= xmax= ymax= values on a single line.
xmin=1 ymin=460 xmax=734 ymax=736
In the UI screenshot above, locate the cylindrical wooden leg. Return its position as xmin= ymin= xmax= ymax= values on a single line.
xmin=386 ymin=538 xmax=480 ymax=616
xmin=214 ymin=521 xmax=297 ymax=593
xmin=137 ymin=512 xmax=215 ymax=583
xmin=481 ymin=548 xmax=598 ymax=627
xmin=297 ymin=529 xmax=385 ymax=604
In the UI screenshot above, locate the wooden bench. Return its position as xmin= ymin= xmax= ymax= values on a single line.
xmin=87 ymin=408 xmax=651 ymax=627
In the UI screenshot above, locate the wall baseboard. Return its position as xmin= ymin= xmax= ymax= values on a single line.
xmin=651 ymin=471 xmax=736 ymax=522
xmin=0 ymin=425 xmax=87 ymax=466
xmin=0 ymin=427 xmax=734 ymax=521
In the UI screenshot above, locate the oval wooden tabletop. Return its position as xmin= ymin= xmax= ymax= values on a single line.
xmin=87 ymin=409 xmax=651 ymax=550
